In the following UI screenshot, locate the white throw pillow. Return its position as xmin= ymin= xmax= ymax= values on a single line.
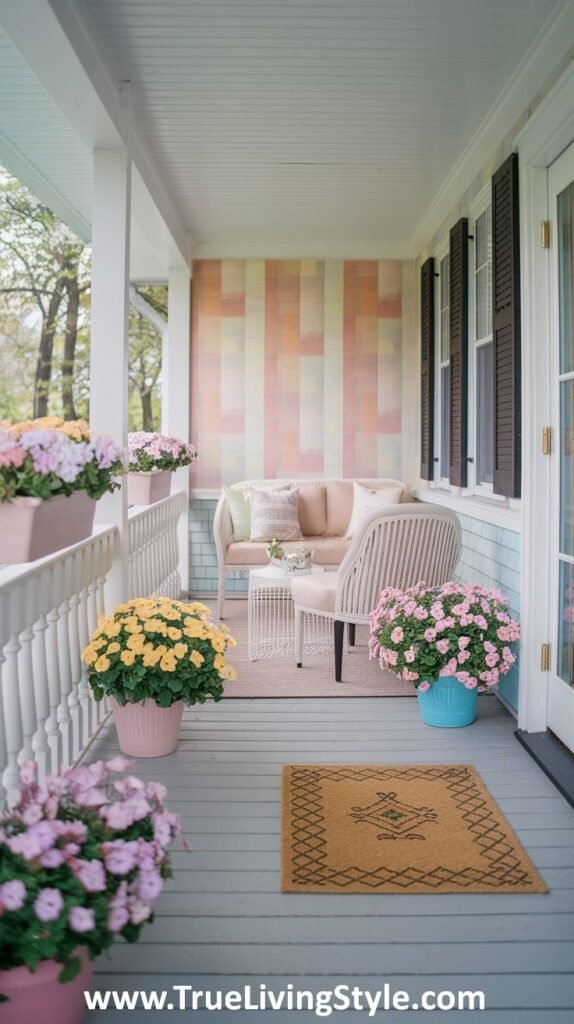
xmin=249 ymin=488 xmax=302 ymax=542
xmin=345 ymin=482 xmax=404 ymax=539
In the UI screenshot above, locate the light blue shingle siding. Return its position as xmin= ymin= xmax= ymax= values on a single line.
xmin=455 ymin=513 xmax=521 ymax=713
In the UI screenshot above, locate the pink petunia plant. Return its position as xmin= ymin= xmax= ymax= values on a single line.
xmin=0 ymin=759 xmax=185 ymax=995
xmin=128 ymin=432 xmax=198 ymax=473
xmin=369 ymin=580 xmax=520 ymax=692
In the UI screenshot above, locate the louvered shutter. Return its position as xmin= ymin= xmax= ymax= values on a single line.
xmin=449 ymin=218 xmax=469 ymax=487
xmin=492 ymin=153 xmax=521 ymax=498
xmin=420 ymin=257 xmax=435 ymax=480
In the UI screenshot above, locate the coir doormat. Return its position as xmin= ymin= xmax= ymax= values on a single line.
xmin=282 ymin=764 xmax=547 ymax=894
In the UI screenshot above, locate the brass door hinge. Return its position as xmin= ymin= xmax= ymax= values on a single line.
xmin=542 ymin=426 xmax=552 ymax=454
xmin=541 ymin=643 xmax=551 ymax=672
xmin=541 ymin=220 xmax=550 ymax=248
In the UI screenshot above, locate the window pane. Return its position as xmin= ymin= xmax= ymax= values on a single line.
xmin=440 ymin=365 xmax=450 ymax=478
xmin=440 ymin=255 xmax=449 ymax=362
xmin=476 ymin=341 xmax=494 ymax=486
xmin=558 ymin=183 xmax=574 ymax=375
xmin=476 ymin=210 xmax=487 ymax=269
xmin=560 ymin=379 xmax=574 ymax=557
xmin=474 ymin=205 xmax=492 ymax=343
xmin=558 ymin=560 xmax=574 ymax=687
xmin=476 ymin=265 xmax=489 ymax=342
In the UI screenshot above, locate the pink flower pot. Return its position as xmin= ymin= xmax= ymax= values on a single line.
xmin=110 ymin=697 xmax=184 ymax=757
xmin=0 ymin=491 xmax=96 ymax=564
xmin=0 ymin=951 xmax=93 ymax=1024
xmin=127 ymin=470 xmax=172 ymax=505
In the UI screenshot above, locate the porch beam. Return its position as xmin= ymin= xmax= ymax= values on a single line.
xmin=90 ymin=146 xmax=131 ymax=606
xmin=164 ymin=267 xmax=192 ymax=596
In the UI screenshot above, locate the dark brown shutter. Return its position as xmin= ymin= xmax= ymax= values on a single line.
xmin=492 ymin=153 xmax=521 ymax=498
xmin=449 ymin=218 xmax=469 ymax=487
xmin=420 ymin=257 xmax=435 ymax=480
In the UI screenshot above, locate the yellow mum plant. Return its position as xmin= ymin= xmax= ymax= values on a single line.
xmin=82 ymin=597 xmax=236 ymax=708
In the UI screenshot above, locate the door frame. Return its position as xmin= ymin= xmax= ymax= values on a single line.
xmin=515 ymin=62 xmax=574 ymax=734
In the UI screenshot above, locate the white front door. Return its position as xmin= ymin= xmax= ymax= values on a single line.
xmin=548 ymin=141 xmax=574 ymax=752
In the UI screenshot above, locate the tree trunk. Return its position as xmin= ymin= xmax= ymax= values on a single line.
xmin=33 ymin=281 xmax=65 ymax=418
xmin=141 ymin=389 xmax=154 ymax=432
xmin=62 ymin=273 xmax=80 ymax=420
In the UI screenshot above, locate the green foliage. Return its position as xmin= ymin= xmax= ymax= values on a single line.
xmin=370 ymin=581 xmax=520 ymax=691
xmin=0 ymin=759 xmax=180 ymax=988
xmin=83 ymin=598 xmax=237 ymax=708
xmin=0 ymin=166 xmax=165 ymax=429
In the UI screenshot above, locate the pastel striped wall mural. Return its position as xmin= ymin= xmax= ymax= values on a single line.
xmin=191 ymin=259 xmax=409 ymax=488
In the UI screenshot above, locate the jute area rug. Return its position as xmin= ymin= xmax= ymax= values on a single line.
xmin=282 ymin=764 xmax=547 ymax=895
xmin=221 ymin=600 xmax=414 ymax=698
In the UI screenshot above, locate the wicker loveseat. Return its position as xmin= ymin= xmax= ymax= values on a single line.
xmin=213 ymin=477 xmax=411 ymax=616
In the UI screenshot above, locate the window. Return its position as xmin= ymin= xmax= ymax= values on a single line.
xmin=438 ymin=254 xmax=450 ymax=481
xmin=473 ymin=205 xmax=494 ymax=489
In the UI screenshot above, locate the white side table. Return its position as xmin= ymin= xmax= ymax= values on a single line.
xmin=248 ymin=564 xmax=333 ymax=661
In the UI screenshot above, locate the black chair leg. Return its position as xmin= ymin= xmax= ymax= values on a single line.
xmin=334 ymin=620 xmax=344 ymax=682
xmin=348 ymin=623 xmax=356 ymax=647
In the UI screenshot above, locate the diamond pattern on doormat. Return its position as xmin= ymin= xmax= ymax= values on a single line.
xmin=281 ymin=765 xmax=548 ymax=894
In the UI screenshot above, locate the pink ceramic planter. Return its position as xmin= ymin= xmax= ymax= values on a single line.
xmin=127 ymin=470 xmax=172 ymax=505
xmin=0 ymin=951 xmax=93 ymax=1024
xmin=110 ymin=697 xmax=184 ymax=757
xmin=0 ymin=491 xmax=96 ymax=564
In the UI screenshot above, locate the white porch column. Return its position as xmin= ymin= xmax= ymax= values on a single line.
xmin=164 ymin=266 xmax=191 ymax=595
xmin=90 ymin=147 xmax=131 ymax=606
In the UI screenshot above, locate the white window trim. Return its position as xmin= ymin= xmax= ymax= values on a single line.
xmin=433 ymin=242 xmax=450 ymax=488
xmin=469 ymin=186 xmax=495 ymax=498
xmin=414 ymin=485 xmax=522 ymax=532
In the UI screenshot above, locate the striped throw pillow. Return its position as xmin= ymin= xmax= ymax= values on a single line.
xmin=249 ymin=488 xmax=302 ymax=542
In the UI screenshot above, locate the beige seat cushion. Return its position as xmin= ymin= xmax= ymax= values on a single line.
xmin=291 ymin=573 xmax=338 ymax=613
xmin=225 ymin=536 xmax=351 ymax=566
xmin=297 ymin=485 xmax=327 ymax=536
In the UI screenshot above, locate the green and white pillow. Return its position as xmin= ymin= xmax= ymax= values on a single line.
xmin=224 ymin=486 xmax=251 ymax=541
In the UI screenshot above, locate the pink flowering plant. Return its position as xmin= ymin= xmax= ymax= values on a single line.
xmin=128 ymin=432 xmax=197 ymax=473
xmin=0 ymin=417 xmax=124 ymax=502
xmin=369 ymin=581 xmax=520 ymax=693
xmin=0 ymin=758 xmax=183 ymax=995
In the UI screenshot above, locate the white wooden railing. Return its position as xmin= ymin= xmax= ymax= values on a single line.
xmin=0 ymin=491 xmax=187 ymax=805
xmin=0 ymin=528 xmax=115 ymax=805
xmin=127 ymin=491 xmax=187 ymax=599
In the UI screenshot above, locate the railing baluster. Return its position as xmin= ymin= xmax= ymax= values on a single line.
xmin=18 ymin=624 xmax=36 ymax=763
xmin=57 ymin=593 xmax=73 ymax=769
xmin=45 ymin=599 xmax=63 ymax=776
xmin=32 ymin=613 xmax=51 ymax=781
xmin=68 ymin=551 xmax=83 ymax=761
xmin=3 ymin=632 xmax=23 ymax=804
xmin=77 ymin=580 xmax=93 ymax=749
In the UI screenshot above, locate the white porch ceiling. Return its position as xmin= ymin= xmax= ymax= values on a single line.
xmin=0 ymin=0 xmax=570 ymax=261
xmin=82 ymin=0 xmax=564 ymax=254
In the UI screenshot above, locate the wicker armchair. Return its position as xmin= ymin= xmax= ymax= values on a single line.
xmin=291 ymin=503 xmax=461 ymax=682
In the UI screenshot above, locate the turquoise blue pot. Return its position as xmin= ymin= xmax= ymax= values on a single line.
xmin=417 ymin=676 xmax=478 ymax=728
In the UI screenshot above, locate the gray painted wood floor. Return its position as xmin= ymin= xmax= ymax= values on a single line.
xmin=88 ymin=696 xmax=574 ymax=1022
